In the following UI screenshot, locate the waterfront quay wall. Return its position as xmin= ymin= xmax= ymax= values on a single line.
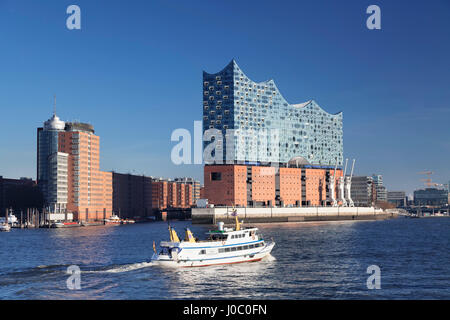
xmin=192 ymin=207 xmax=395 ymax=224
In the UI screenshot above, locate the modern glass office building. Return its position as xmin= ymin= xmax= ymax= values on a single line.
xmin=202 ymin=60 xmax=343 ymax=167
xmin=37 ymin=113 xmax=66 ymax=206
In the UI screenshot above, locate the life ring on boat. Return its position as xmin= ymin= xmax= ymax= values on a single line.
xmin=222 ymin=241 xmax=226 ymax=245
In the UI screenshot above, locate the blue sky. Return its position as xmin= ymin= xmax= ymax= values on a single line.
xmin=0 ymin=0 xmax=449 ymax=195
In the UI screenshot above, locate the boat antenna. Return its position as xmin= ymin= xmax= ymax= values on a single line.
xmin=53 ymin=94 xmax=56 ymax=116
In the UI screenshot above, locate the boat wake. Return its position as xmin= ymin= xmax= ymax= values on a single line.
xmin=84 ymin=261 xmax=154 ymax=274
xmin=261 ymin=254 xmax=276 ymax=262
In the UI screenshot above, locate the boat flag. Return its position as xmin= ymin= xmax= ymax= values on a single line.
xmin=185 ymin=228 xmax=196 ymax=243
xmin=153 ymin=241 xmax=156 ymax=254
xmin=171 ymin=227 xmax=181 ymax=242
xmin=168 ymin=225 xmax=173 ymax=241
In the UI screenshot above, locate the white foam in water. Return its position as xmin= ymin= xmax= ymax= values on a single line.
xmin=85 ymin=262 xmax=154 ymax=274
xmin=262 ymin=254 xmax=276 ymax=262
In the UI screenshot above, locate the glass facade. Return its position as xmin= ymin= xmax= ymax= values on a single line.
xmin=37 ymin=128 xmax=61 ymax=202
xmin=202 ymin=60 xmax=343 ymax=166
xmin=37 ymin=114 xmax=66 ymax=206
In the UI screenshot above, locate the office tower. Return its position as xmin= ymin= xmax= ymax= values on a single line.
xmin=387 ymin=191 xmax=406 ymax=207
xmin=37 ymin=112 xmax=112 ymax=221
xmin=37 ymin=112 xmax=67 ymax=212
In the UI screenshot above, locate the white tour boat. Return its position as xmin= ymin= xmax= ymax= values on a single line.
xmin=151 ymin=215 xmax=275 ymax=267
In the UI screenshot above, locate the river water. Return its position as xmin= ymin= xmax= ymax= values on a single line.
xmin=0 ymin=217 xmax=449 ymax=299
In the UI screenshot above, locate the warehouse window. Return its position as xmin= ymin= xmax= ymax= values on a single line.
xmin=211 ymin=172 xmax=222 ymax=181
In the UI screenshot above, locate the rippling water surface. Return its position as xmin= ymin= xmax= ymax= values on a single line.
xmin=0 ymin=218 xmax=449 ymax=299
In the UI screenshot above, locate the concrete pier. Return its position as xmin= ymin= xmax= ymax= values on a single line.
xmin=192 ymin=207 xmax=395 ymax=224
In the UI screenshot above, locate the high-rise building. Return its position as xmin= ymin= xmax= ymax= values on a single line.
xmin=37 ymin=112 xmax=112 ymax=221
xmin=202 ymin=60 xmax=343 ymax=166
xmin=37 ymin=113 xmax=66 ymax=211
xmin=202 ymin=60 xmax=344 ymax=207
xmin=58 ymin=122 xmax=112 ymax=221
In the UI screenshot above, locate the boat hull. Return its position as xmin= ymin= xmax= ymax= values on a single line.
xmin=151 ymin=242 xmax=275 ymax=268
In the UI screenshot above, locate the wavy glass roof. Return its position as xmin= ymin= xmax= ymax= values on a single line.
xmin=203 ymin=60 xmax=343 ymax=166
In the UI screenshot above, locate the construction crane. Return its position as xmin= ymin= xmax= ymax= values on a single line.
xmin=345 ymin=159 xmax=356 ymax=207
xmin=339 ymin=159 xmax=348 ymax=207
xmin=329 ymin=159 xmax=338 ymax=207
xmin=417 ymin=171 xmax=434 ymax=188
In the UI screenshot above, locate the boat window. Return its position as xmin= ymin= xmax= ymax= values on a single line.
xmin=211 ymin=234 xmax=227 ymax=241
xmin=199 ymin=249 xmax=206 ymax=255
xmin=249 ymin=244 xmax=254 ymax=248
xmin=225 ymin=248 xmax=231 ymax=252
xmin=243 ymin=245 xmax=248 ymax=250
xmin=237 ymin=246 xmax=242 ymax=251
xmin=231 ymin=247 xmax=237 ymax=252
xmin=218 ymin=248 xmax=225 ymax=253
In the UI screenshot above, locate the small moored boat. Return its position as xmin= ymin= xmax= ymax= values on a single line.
xmin=51 ymin=221 xmax=81 ymax=228
xmin=104 ymin=214 xmax=121 ymax=225
xmin=0 ymin=223 xmax=11 ymax=232
xmin=151 ymin=213 xmax=275 ymax=267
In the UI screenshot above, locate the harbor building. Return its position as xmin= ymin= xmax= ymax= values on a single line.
xmin=202 ymin=60 xmax=343 ymax=166
xmin=0 ymin=176 xmax=43 ymax=214
xmin=156 ymin=178 xmax=193 ymax=209
xmin=37 ymin=113 xmax=66 ymax=212
xmin=37 ymin=113 xmax=113 ymax=221
xmin=372 ymin=174 xmax=387 ymax=202
xmin=414 ymin=188 xmax=448 ymax=206
xmin=112 ymin=172 xmax=153 ymax=219
xmin=202 ymin=60 xmax=344 ymax=207
xmin=350 ymin=176 xmax=376 ymax=207
xmin=387 ymin=191 xmax=407 ymax=207
xmin=112 ymin=173 xmax=195 ymax=219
